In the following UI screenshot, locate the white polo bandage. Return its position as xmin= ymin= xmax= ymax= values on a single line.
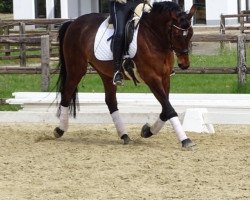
xmin=59 ymin=106 xmax=69 ymax=132
xmin=111 ymin=110 xmax=127 ymax=138
xmin=169 ymin=116 xmax=188 ymax=141
xmin=150 ymin=117 xmax=166 ymax=134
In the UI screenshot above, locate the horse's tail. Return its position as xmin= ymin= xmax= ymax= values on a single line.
xmin=57 ymin=21 xmax=78 ymax=117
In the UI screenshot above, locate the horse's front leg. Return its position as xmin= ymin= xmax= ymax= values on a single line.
xmin=101 ymin=75 xmax=132 ymax=144
xmin=141 ymin=100 xmax=195 ymax=148
xmin=141 ymin=79 xmax=195 ymax=149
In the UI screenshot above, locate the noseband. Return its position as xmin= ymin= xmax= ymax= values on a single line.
xmin=170 ymin=24 xmax=191 ymax=56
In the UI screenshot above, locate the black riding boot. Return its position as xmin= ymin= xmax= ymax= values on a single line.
xmin=112 ymin=36 xmax=124 ymax=86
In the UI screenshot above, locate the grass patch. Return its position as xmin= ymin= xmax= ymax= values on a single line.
xmin=191 ymin=43 xmax=250 ymax=67
xmin=0 ymin=73 xmax=248 ymax=97
xmin=170 ymin=74 xmax=243 ymax=93
xmin=0 ymin=73 xmax=249 ymax=111
xmin=190 ymin=50 xmax=237 ymax=67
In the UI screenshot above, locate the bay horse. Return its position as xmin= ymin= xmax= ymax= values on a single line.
xmin=54 ymin=1 xmax=197 ymax=149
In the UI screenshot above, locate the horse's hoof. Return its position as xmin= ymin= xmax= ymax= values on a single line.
xmin=54 ymin=127 xmax=64 ymax=138
xmin=181 ymin=138 xmax=196 ymax=150
xmin=121 ymin=134 xmax=132 ymax=145
xmin=141 ymin=123 xmax=153 ymax=138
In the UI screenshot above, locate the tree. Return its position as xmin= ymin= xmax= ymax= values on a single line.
xmin=0 ymin=0 xmax=13 ymax=13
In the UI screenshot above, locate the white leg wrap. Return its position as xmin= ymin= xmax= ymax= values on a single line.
xmin=169 ymin=116 xmax=188 ymax=142
xmin=59 ymin=106 xmax=69 ymax=132
xmin=111 ymin=110 xmax=127 ymax=138
xmin=150 ymin=117 xmax=166 ymax=135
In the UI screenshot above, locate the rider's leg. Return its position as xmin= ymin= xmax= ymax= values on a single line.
xmin=109 ymin=2 xmax=129 ymax=86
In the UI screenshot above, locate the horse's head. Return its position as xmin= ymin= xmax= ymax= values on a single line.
xmin=168 ymin=5 xmax=197 ymax=70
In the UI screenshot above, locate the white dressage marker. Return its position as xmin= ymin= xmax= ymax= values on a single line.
xmin=182 ymin=108 xmax=215 ymax=133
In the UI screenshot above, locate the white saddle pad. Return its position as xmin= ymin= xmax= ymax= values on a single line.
xmin=94 ymin=18 xmax=139 ymax=61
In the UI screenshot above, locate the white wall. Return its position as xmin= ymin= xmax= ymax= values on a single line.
xmin=13 ymin=0 xmax=35 ymax=19
xmin=46 ymin=0 xmax=55 ymax=19
xmin=12 ymin=0 xmax=242 ymax=25
xmin=60 ymin=0 xmax=99 ymax=19
xmin=77 ymin=0 xmax=99 ymax=16
xmin=67 ymin=0 xmax=79 ymax=19
xmin=60 ymin=0 xmax=69 ymax=18
xmin=91 ymin=0 xmax=99 ymax=13
xmin=184 ymin=0 xmax=193 ymax=12
xmin=206 ymin=0 xmax=239 ymax=25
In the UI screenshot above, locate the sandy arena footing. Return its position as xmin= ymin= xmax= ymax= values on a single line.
xmin=0 ymin=123 xmax=249 ymax=200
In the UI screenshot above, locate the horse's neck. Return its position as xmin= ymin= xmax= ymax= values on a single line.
xmin=141 ymin=14 xmax=171 ymax=50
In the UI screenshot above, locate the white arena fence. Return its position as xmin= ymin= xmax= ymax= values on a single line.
xmin=1 ymin=92 xmax=250 ymax=133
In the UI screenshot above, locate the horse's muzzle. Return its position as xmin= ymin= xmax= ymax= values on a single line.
xmin=178 ymin=62 xmax=190 ymax=70
xmin=175 ymin=49 xmax=190 ymax=70
xmin=177 ymin=55 xmax=190 ymax=70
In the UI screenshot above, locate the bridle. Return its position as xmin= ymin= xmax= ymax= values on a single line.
xmin=138 ymin=7 xmax=192 ymax=56
xmin=169 ymin=24 xmax=192 ymax=56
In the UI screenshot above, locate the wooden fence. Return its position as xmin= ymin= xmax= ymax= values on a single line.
xmin=220 ymin=11 xmax=250 ymax=34
xmin=0 ymin=20 xmax=250 ymax=91
xmin=0 ymin=19 xmax=68 ymax=67
xmin=0 ymin=19 xmax=68 ymax=34
xmin=0 ymin=35 xmax=51 ymax=92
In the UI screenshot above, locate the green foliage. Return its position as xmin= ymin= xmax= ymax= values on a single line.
xmin=0 ymin=0 xmax=13 ymax=13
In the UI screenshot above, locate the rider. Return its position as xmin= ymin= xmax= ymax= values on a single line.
xmin=109 ymin=0 xmax=148 ymax=86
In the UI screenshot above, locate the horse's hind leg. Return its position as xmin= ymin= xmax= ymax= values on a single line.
xmin=54 ymin=63 xmax=87 ymax=138
xmin=100 ymin=75 xmax=132 ymax=144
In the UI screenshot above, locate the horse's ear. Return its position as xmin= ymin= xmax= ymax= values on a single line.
xmin=187 ymin=4 xmax=197 ymax=20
